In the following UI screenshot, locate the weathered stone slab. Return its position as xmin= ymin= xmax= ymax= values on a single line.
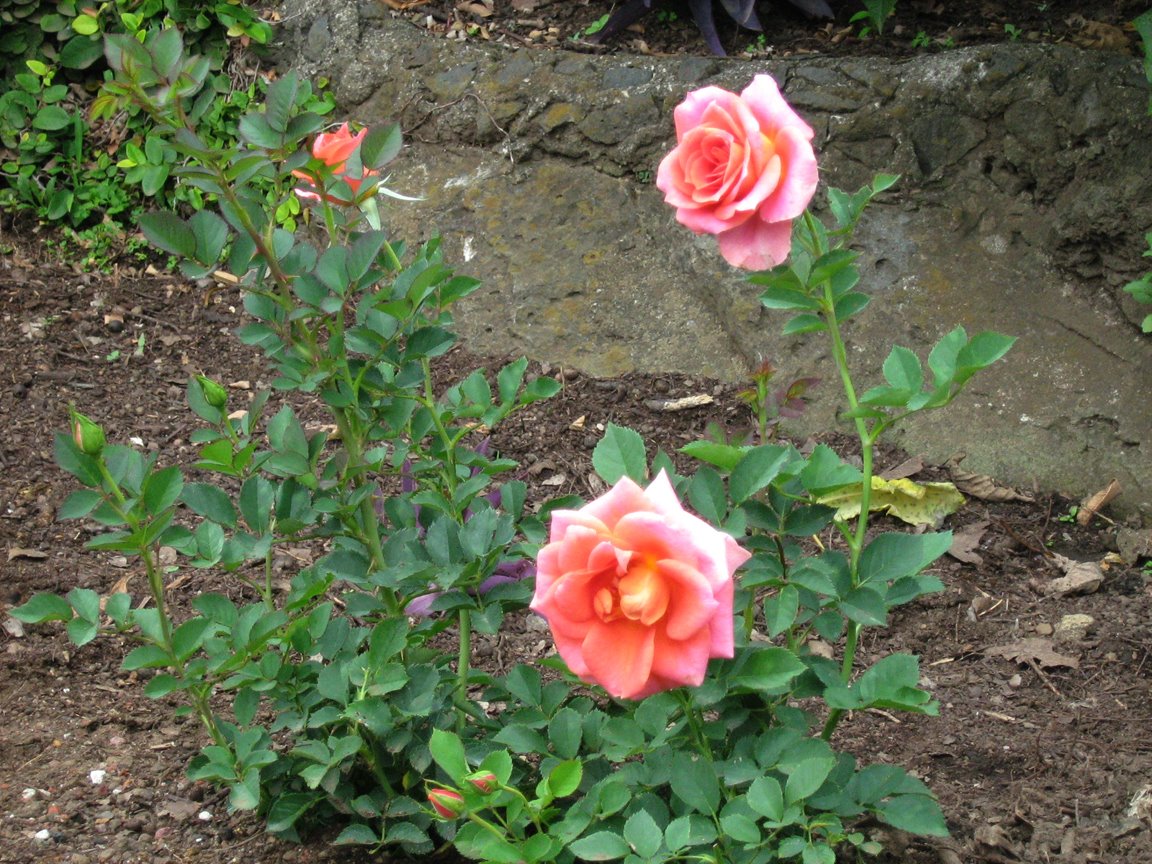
xmin=273 ymin=7 xmax=1152 ymax=517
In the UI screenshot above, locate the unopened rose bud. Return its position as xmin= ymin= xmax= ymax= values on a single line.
xmin=71 ymin=410 xmax=105 ymax=456
xmin=465 ymin=771 xmax=498 ymax=795
xmin=195 ymin=375 xmax=228 ymax=409
xmin=428 ymin=788 xmax=465 ymax=819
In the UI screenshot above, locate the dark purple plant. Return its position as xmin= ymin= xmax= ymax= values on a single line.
xmin=590 ymin=0 xmax=834 ymax=57
xmin=393 ymin=438 xmax=535 ymax=616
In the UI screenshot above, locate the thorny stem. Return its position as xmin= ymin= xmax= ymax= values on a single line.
xmin=797 ymin=213 xmax=878 ymax=740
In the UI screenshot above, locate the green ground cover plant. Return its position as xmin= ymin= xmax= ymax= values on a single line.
xmin=0 ymin=0 xmax=331 ymax=259
xmin=14 ymin=25 xmax=1016 ymax=864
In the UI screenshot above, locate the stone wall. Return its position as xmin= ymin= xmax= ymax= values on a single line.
xmin=273 ymin=4 xmax=1152 ymax=517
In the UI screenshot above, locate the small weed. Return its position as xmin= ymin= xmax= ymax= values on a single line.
xmin=635 ymin=169 xmax=652 ymax=183
xmin=911 ymin=30 xmax=932 ymax=49
xmin=743 ymin=33 xmax=770 ymax=56
xmin=1004 ymin=23 xmax=1022 ymax=41
xmin=571 ymin=13 xmax=610 ymax=40
xmin=850 ymin=0 xmax=895 ymax=37
xmin=1057 ymin=505 xmax=1080 ymax=524
xmin=655 ymin=9 xmax=679 ymax=24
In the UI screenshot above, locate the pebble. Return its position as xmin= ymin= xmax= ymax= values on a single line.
xmin=1054 ymin=613 xmax=1095 ymax=643
xmin=1035 ymin=622 xmax=1054 ymax=636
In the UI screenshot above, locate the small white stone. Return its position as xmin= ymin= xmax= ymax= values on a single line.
xmin=21 ymin=788 xmax=38 ymax=800
xmin=34 ymin=829 xmax=51 ymax=841
xmin=89 ymin=769 xmax=106 ymax=785
xmin=198 ymin=810 xmax=213 ymax=822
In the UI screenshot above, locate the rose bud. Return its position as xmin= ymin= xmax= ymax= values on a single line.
xmin=71 ymin=410 xmax=106 ymax=456
xmin=427 ymin=788 xmax=465 ymax=819
xmin=195 ymin=375 xmax=228 ymax=409
xmin=465 ymin=771 xmax=498 ymax=795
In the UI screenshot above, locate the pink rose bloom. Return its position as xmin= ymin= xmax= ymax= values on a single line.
xmin=531 ymin=471 xmax=750 ymax=700
xmin=657 ymin=74 xmax=818 ymax=270
xmin=292 ymin=122 xmax=377 ymax=204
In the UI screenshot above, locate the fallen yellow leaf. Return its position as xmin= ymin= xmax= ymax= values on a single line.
xmin=817 ymin=476 xmax=965 ymax=527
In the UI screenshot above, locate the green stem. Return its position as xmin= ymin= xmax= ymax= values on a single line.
xmin=455 ymin=609 xmax=472 ymax=732
xmin=675 ymin=689 xmax=714 ymax=762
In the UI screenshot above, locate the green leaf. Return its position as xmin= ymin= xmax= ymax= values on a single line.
xmin=720 ymin=811 xmax=760 ymax=844
xmin=882 ymin=345 xmax=923 ymax=392
xmin=592 ymin=423 xmax=647 ymax=485
xmin=548 ymin=707 xmax=582 ymax=760
xmin=359 ymin=123 xmax=403 ymax=170
xmin=64 ymin=614 xmax=97 ymax=645
xmin=334 ymin=823 xmax=381 ymax=845
xmin=59 ymin=35 xmax=104 ymax=69
xmin=547 ymin=759 xmax=583 ymax=798
xmin=876 ymin=794 xmax=949 ymax=836
xmin=123 ymin=644 xmax=172 ymax=670
xmin=687 ymin=467 xmax=726 ymax=523
xmin=799 ymin=445 xmax=862 ymax=496
xmin=730 ymin=646 xmax=806 ymax=694
xmin=764 ymin=585 xmax=800 ymax=638
xmin=670 ymin=752 xmax=719 ymax=814
xmin=624 ymin=809 xmax=664 ymax=859
xmin=784 ymin=756 xmax=836 ymax=805
xmin=496 ymin=357 xmax=527 ymax=405
xmin=493 ymin=725 xmax=549 ymax=754
xmin=927 ymin=327 xmax=967 ymax=388
xmin=729 ymin=444 xmax=791 ymax=503
xmin=58 ymin=489 xmax=103 ymax=519
xmin=10 ymin=593 xmax=73 ymax=624
xmin=429 ymin=728 xmax=468 ymax=783
xmin=858 ymin=531 xmax=953 ymax=585
xmin=680 ymin=440 xmax=746 ymax=473
xmin=747 ymin=776 xmax=784 ymax=820
xmin=181 ymin=483 xmax=238 ymax=527
xmin=263 ymin=72 xmax=301 ymax=134
xmin=141 ymin=212 xmax=196 ymax=259
xmin=142 ymin=466 xmax=184 ymax=516
xmin=569 ymin=831 xmax=631 ymax=861
xmin=54 ymin=432 xmax=102 ymax=486
xmin=266 ymin=792 xmax=321 ymax=834
xmin=954 ymin=331 xmax=1015 ymax=382
xmin=33 ymin=105 xmax=72 ymax=130
xmin=189 ymin=211 xmax=229 ymax=266
xmin=838 ymin=585 xmax=887 ymax=626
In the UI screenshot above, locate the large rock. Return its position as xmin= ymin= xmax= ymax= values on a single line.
xmin=273 ymin=6 xmax=1152 ymax=517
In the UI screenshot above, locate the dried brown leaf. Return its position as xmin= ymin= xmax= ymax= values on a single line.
xmin=7 ymin=547 xmax=48 ymax=561
xmin=948 ymin=520 xmax=988 ymax=565
xmin=984 ymin=638 xmax=1080 ymax=669
xmin=880 ymin=455 xmax=924 ymax=481
xmin=1044 ymin=554 xmax=1103 ymax=596
xmin=1077 ymin=478 xmax=1120 ymax=525
xmin=947 ymin=455 xmax=1034 ymax=502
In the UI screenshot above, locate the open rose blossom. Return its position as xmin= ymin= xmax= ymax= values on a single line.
xmin=292 ymin=122 xmax=376 ymax=203
xmin=656 ymin=74 xmax=818 ymax=270
xmin=531 ymin=471 xmax=750 ymax=700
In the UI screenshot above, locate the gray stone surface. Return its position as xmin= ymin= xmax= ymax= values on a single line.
xmin=272 ymin=8 xmax=1152 ymax=517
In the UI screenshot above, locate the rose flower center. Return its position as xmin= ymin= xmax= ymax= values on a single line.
xmin=592 ymin=560 xmax=670 ymax=626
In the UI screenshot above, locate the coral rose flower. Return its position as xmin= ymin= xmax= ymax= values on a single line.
xmin=531 ymin=471 xmax=750 ymax=700
xmin=657 ymin=74 xmax=818 ymax=270
xmin=292 ymin=122 xmax=376 ymax=203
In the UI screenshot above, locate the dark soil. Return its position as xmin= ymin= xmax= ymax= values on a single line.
xmin=2 ymin=2 xmax=1152 ymax=862
xmin=411 ymin=0 xmax=1148 ymax=61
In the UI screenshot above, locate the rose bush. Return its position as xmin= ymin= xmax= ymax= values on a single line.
xmin=531 ymin=470 xmax=750 ymax=700
xmin=292 ymin=121 xmax=376 ymax=203
xmin=656 ymin=74 xmax=818 ymax=270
